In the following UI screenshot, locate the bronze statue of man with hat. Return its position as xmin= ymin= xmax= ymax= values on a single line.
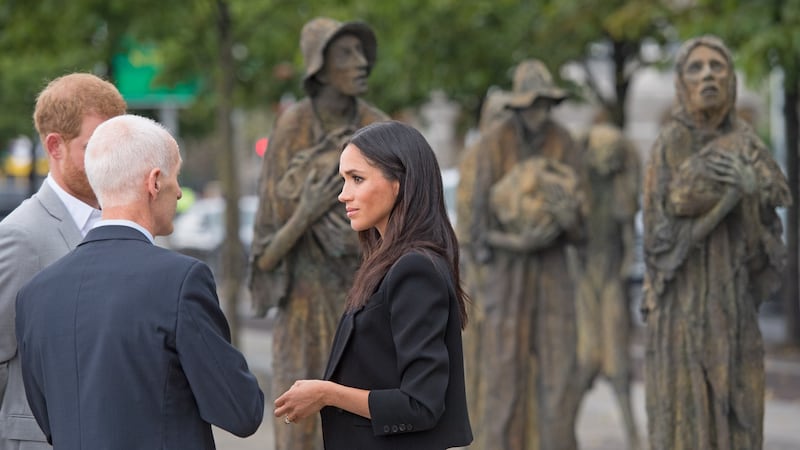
xmin=456 ymin=59 xmax=588 ymax=450
xmin=249 ymin=16 xmax=388 ymax=450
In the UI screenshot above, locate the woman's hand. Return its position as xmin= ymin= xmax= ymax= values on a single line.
xmin=274 ymin=380 xmax=330 ymax=423
xmin=274 ymin=380 xmax=371 ymax=423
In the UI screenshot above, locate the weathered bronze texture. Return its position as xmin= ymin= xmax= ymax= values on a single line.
xmin=249 ymin=17 xmax=388 ymax=450
xmin=642 ymin=35 xmax=791 ymax=450
xmin=457 ymin=59 xmax=587 ymax=450
xmin=575 ymin=123 xmax=642 ymax=450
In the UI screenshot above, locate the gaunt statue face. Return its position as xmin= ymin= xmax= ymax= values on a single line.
xmin=319 ymin=34 xmax=370 ymax=97
xmin=682 ymin=45 xmax=731 ymax=115
xmin=517 ymin=98 xmax=554 ymax=133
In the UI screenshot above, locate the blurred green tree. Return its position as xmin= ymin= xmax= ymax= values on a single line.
xmin=529 ymin=0 xmax=675 ymax=127
xmin=0 ymin=0 xmax=677 ymax=140
xmin=0 ymin=0 xmax=116 ymax=141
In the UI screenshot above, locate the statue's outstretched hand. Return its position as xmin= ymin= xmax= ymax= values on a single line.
xmin=297 ymin=168 xmax=343 ymax=223
xmin=255 ymin=163 xmax=343 ymax=273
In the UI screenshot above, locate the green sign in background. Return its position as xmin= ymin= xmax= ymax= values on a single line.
xmin=113 ymin=44 xmax=198 ymax=107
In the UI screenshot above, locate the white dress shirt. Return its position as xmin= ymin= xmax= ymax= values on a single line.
xmin=45 ymin=175 xmax=102 ymax=237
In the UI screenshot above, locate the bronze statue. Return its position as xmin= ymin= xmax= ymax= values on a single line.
xmin=457 ymin=85 xmax=513 ymax=430
xmin=642 ymin=35 xmax=791 ymax=450
xmin=478 ymin=86 xmax=513 ymax=133
xmin=575 ymin=123 xmax=641 ymax=450
xmin=249 ymin=17 xmax=388 ymax=450
xmin=457 ymin=59 xmax=587 ymax=450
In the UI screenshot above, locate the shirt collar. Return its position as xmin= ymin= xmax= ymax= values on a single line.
xmin=46 ymin=175 xmax=102 ymax=237
xmin=92 ymin=219 xmax=155 ymax=244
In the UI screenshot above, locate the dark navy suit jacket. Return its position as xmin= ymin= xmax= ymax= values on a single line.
xmin=15 ymin=225 xmax=264 ymax=449
xmin=320 ymin=251 xmax=472 ymax=450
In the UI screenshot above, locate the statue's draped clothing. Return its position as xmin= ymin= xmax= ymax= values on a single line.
xmin=458 ymin=115 xmax=586 ymax=450
xmin=576 ymin=136 xmax=640 ymax=386
xmin=250 ymin=98 xmax=387 ymax=450
xmin=642 ymin=110 xmax=790 ymax=450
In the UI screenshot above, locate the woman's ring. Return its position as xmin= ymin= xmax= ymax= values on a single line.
xmin=284 ymin=416 xmax=292 ymax=424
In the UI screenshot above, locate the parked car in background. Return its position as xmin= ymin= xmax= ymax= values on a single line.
xmin=441 ymin=167 xmax=459 ymax=226
xmin=167 ymin=195 xmax=258 ymax=275
xmin=0 ymin=182 xmax=34 ymax=221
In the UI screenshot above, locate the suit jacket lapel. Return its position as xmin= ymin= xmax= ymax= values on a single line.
xmin=323 ymin=312 xmax=355 ymax=380
xmin=37 ymin=182 xmax=82 ymax=248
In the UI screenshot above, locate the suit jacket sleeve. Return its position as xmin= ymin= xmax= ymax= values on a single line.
xmin=368 ymin=253 xmax=451 ymax=434
xmin=176 ymin=261 xmax=265 ymax=437
xmin=0 ymin=224 xmax=39 ymax=403
xmin=15 ymin=278 xmax=52 ymax=443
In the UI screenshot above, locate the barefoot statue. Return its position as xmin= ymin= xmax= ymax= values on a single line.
xmin=575 ymin=123 xmax=641 ymax=450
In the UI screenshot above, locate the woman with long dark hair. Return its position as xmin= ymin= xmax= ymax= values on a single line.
xmin=274 ymin=120 xmax=472 ymax=450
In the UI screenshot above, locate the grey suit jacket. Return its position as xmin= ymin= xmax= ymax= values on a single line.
xmin=0 ymin=182 xmax=80 ymax=448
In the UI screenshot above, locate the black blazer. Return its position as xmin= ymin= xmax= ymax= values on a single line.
xmin=15 ymin=225 xmax=264 ymax=449
xmin=321 ymin=251 xmax=472 ymax=450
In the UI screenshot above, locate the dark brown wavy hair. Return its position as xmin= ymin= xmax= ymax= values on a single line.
xmin=343 ymin=120 xmax=469 ymax=329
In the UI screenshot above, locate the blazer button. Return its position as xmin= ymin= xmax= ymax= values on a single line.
xmin=391 ymin=425 xmax=398 ymax=433
xmin=383 ymin=425 xmax=390 ymax=433
xmin=399 ymin=424 xmax=406 ymax=431
xmin=407 ymin=424 xmax=413 ymax=431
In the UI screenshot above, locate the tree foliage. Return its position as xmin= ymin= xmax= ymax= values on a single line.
xmin=0 ymin=1 xmax=564 ymax=142
xmin=529 ymin=0 xmax=675 ymax=127
xmin=360 ymin=0 xmax=542 ymax=123
xmin=0 ymin=0 xmax=111 ymax=140
xmin=675 ymin=0 xmax=800 ymax=86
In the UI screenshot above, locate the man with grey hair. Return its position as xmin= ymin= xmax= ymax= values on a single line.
xmin=15 ymin=114 xmax=264 ymax=449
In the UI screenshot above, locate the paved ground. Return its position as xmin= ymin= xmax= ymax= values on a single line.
xmin=213 ymin=312 xmax=800 ymax=450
